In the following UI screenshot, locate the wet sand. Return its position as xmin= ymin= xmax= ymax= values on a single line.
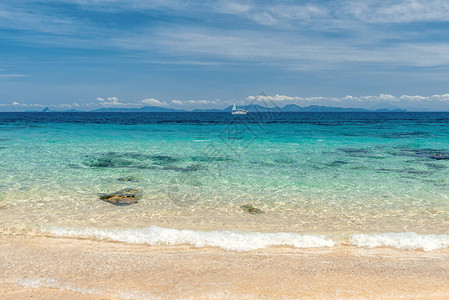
xmin=1 ymin=234 xmax=449 ymax=299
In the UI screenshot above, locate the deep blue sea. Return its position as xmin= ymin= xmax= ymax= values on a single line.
xmin=2 ymin=112 xmax=449 ymax=251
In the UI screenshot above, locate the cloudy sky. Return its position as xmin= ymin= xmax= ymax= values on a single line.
xmin=1 ymin=0 xmax=449 ymax=111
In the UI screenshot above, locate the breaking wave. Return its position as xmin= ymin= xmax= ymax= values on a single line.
xmin=44 ymin=225 xmax=335 ymax=251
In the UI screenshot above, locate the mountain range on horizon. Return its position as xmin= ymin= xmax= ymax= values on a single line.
xmin=26 ymin=104 xmax=407 ymax=113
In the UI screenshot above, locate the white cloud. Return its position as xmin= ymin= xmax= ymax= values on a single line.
xmin=0 ymin=73 xmax=27 ymax=78
xmin=218 ymin=1 xmax=252 ymax=15
xmin=171 ymin=100 xmax=183 ymax=105
xmin=247 ymin=93 xmax=449 ymax=107
xmin=107 ymin=96 xmax=119 ymax=102
xmin=96 ymin=96 xmax=126 ymax=106
xmin=170 ymin=99 xmax=219 ymax=105
xmin=400 ymin=94 xmax=449 ymax=102
xmin=141 ymin=98 xmax=167 ymax=106
xmin=248 ymin=94 xmax=304 ymax=102
xmin=347 ymin=0 xmax=449 ymax=23
xmin=138 ymin=26 xmax=449 ymax=71
xmin=3 ymin=0 xmax=449 ymax=72
xmin=11 ymin=101 xmax=20 ymax=105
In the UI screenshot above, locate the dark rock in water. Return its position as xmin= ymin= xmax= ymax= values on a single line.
xmin=163 ymin=164 xmax=208 ymax=172
xmin=378 ymin=131 xmax=433 ymax=139
xmin=392 ymin=147 xmax=449 ymax=160
xmin=151 ymin=155 xmax=180 ymax=163
xmin=433 ymin=153 xmax=449 ymax=160
xmin=426 ymin=163 xmax=447 ymax=170
xmin=325 ymin=160 xmax=349 ymax=167
xmin=42 ymin=107 xmax=50 ymax=112
xmin=274 ymin=157 xmax=297 ymax=164
xmin=84 ymin=153 xmax=140 ymax=168
xmin=338 ymin=148 xmax=369 ymax=154
xmin=117 ymin=176 xmax=140 ymax=182
xmin=240 ymin=204 xmax=265 ymax=215
xmin=68 ymin=164 xmax=84 ymax=169
xmin=99 ymin=188 xmax=141 ymax=206
xmin=190 ymin=155 xmax=234 ymax=162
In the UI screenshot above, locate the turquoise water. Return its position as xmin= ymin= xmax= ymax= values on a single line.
xmin=2 ymin=112 xmax=449 ymax=250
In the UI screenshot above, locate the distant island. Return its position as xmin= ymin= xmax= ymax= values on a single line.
xmin=49 ymin=104 xmax=407 ymax=113
xmin=21 ymin=104 xmax=407 ymax=113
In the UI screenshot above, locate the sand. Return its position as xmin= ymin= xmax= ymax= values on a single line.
xmin=1 ymin=234 xmax=449 ymax=299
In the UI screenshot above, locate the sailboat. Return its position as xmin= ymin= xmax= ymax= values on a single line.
xmin=231 ymin=102 xmax=248 ymax=115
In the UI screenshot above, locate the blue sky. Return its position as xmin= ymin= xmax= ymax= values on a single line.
xmin=1 ymin=0 xmax=449 ymax=111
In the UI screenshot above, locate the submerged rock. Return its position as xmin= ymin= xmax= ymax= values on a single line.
xmin=392 ymin=147 xmax=449 ymax=160
xmin=68 ymin=164 xmax=84 ymax=169
xmin=274 ymin=157 xmax=297 ymax=164
xmin=163 ymin=164 xmax=208 ymax=172
xmin=190 ymin=155 xmax=234 ymax=162
xmin=85 ymin=156 xmax=135 ymax=168
xmin=117 ymin=176 xmax=140 ymax=182
xmin=433 ymin=153 xmax=449 ymax=160
xmin=240 ymin=204 xmax=265 ymax=215
xmin=325 ymin=160 xmax=349 ymax=167
xmin=99 ymin=188 xmax=142 ymax=206
xmin=150 ymin=155 xmax=180 ymax=164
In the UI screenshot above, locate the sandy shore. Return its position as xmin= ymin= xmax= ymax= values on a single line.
xmin=1 ymin=234 xmax=449 ymax=299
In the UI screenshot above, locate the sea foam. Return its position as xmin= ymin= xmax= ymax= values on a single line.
xmin=43 ymin=226 xmax=449 ymax=251
xmin=44 ymin=225 xmax=335 ymax=251
xmin=350 ymin=232 xmax=449 ymax=251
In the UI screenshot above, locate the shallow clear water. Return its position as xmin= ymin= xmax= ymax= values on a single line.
xmin=2 ymin=112 xmax=449 ymax=250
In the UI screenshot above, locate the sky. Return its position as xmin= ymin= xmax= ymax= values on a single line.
xmin=1 ymin=0 xmax=449 ymax=111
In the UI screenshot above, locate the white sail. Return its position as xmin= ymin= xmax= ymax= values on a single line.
xmin=232 ymin=103 xmax=237 ymax=111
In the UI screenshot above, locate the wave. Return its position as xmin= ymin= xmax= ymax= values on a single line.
xmin=42 ymin=226 xmax=449 ymax=252
xmin=350 ymin=232 xmax=449 ymax=251
xmin=43 ymin=225 xmax=335 ymax=251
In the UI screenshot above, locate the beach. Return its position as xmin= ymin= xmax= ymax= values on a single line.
xmin=2 ymin=112 xmax=449 ymax=298
xmin=2 ymin=234 xmax=449 ymax=299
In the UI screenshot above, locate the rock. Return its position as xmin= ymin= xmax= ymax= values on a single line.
xmin=117 ymin=176 xmax=140 ymax=182
xmin=163 ymin=164 xmax=208 ymax=172
xmin=99 ymin=188 xmax=141 ymax=206
xmin=240 ymin=204 xmax=265 ymax=215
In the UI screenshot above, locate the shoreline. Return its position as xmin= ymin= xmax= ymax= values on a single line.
xmin=2 ymin=234 xmax=449 ymax=299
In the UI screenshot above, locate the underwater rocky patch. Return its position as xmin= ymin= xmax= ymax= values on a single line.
xmin=117 ymin=176 xmax=140 ymax=182
xmin=240 ymin=204 xmax=265 ymax=215
xmin=68 ymin=164 xmax=85 ymax=169
xmin=84 ymin=154 xmax=137 ymax=168
xmin=376 ymin=167 xmax=432 ymax=175
xmin=274 ymin=157 xmax=297 ymax=164
xmin=84 ymin=152 xmax=177 ymax=168
xmin=190 ymin=155 xmax=234 ymax=162
xmin=425 ymin=163 xmax=447 ymax=170
xmin=84 ymin=152 xmax=229 ymax=172
xmin=377 ymin=131 xmax=433 ymax=139
xmin=99 ymin=188 xmax=142 ymax=206
xmin=163 ymin=164 xmax=208 ymax=172
xmin=150 ymin=155 xmax=181 ymax=165
xmin=325 ymin=160 xmax=350 ymax=167
xmin=392 ymin=147 xmax=449 ymax=160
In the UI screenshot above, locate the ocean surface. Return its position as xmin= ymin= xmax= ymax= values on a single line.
xmin=2 ymin=111 xmax=449 ymax=251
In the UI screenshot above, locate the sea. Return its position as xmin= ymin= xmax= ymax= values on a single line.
xmin=1 ymin=111 xmax=449 ymax=251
